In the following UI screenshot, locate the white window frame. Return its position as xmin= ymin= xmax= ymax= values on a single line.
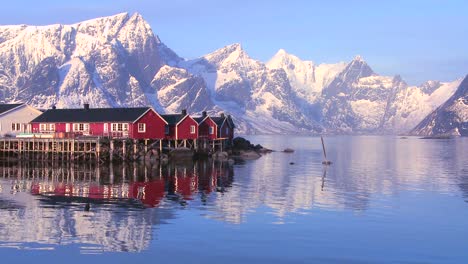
xmin=111 ymin=123 xmax=129 ymax=132
xmin=138 ymin=123 xmax=146 ymax=133
xmin=209 ymin=126 xmax=214 ymax=135
xmin=39 ymin=123 xmax=55 ymax=132
xmin=190 ymin=125 xmax=196 ymax=134
xmin=73 ymin=123 xmax=89 ymax=132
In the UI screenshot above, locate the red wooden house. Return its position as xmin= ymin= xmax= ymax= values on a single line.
xmin=194 ymin=111 xmax=218 ymax=140
xmin=30 ymin=104 xmax=167 ymax=139
xmin=161 ymin=109 xmax=198 ymax=140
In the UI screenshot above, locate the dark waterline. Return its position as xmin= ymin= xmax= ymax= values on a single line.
xmin=0 ymin=135 xmax=467 ymax=263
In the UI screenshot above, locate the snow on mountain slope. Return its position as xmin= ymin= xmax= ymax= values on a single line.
xmin=181 ymin=43 xmax=321 ymax=134
xmin=151 ymin=65 xmax=213 ymax=113
xmin=391 ymin=79 xmax=462 ymax=132
xmin=266 ymin=49 xmax=346 ymax=103
xmin=411 ymin=75 xmax=468 ymax=136
xmin=0 ymin=13 xmax=463 ymax=135
xmin=0 ymin=12 xmax=160 ymax=108
xmin=319 ymin=56 xmax=390 ymax=132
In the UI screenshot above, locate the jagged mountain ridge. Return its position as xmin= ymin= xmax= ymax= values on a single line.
xmin=411 ymin=75 xmax=468 ymax=136
xmin=0 ymin=12 xmax=162 ymax=109
xmin=0 ymin=13 xmax=463 ymax=134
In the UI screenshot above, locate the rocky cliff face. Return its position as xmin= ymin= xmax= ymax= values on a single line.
xmin=411 ymin=75 xmax=468 ymax=136
xmin=0 ymin=12 xmax=160 ymax=109
xmin=0 ymin=13 xmax=464 ymax=134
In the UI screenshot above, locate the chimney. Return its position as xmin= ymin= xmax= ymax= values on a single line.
xmin=220 ymin=113 xmax=225 ymax=118
xmin=181 ymin=109 xmax=187 ymax=116
xmin=202 ymin=111 xmax=207 ymax=117
xmin=51 ymin=105 xmax=56 ymax=110
xmin=84 ymin=103 xmax=90 ymax=110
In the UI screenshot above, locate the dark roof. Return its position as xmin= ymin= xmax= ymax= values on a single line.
xmin=31 ymin=107 xmax=151 ymax=123
xmin=0 ymin=104 xmax=23 ymax=115
xmin=193 ymin=117 xmax=204 ymax=124
xmin=211 ymin=115 xmax=236 ymax=128
xmin=211 ymin=117 xmax=226 ymax=127
xmin=161 ymin=114 xmax=185 ymax=125
xmin=194 ymin=116 xmax=212 ymax=124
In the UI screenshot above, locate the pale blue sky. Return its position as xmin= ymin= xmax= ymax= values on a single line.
xmin=1 ymin=0 xmax=467 ymax=85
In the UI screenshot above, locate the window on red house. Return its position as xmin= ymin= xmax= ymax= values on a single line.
xmin=111 ymin=123 xmax=129 ymax=132
xmin=138 ymin=123 xmax=146 ymax=133
xmin=190 ymin=125 xmax=196 ymax=134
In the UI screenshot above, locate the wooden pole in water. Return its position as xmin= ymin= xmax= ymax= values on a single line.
xmin=321 ymin=136 xmax=332 ymax=165
xmin=321 ymin=136 xmax=327 ymax=160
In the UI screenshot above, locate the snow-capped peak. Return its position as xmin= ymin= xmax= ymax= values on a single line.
xmin=339 ymin=55 xmax=375 ymax=82
xmin=200 ymin=42 xmax=262 ymax=71
xmin=353 ymin=55 xmax=363 ymax=62
xmin=73 ymin=12 xmax=129 ymax=28
xmin=267 ymin=49 xmax=314 ymax=69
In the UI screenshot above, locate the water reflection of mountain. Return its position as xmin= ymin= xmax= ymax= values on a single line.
xmin=0 ymin=160 xmax=233 ymax=253
xmin=0 ymin=136 xmax=465 ymax=251
xmin=210 ymin=136 xmax=468 ymax=223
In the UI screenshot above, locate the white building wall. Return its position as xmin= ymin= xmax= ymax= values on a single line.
xmin=0 ymin=105 xmax=42 ymax=136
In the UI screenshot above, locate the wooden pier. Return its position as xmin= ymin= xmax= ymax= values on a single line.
xmin=0 ymin=137 xmax=230 ymax=163
xmin=0 ymin=137 xmax=102 ymax=162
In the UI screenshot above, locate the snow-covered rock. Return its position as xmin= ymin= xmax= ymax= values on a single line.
xmin=181 ymin=44 xmax=320 ymax=134
xmin=0 ymin=12 xmax=160 ymax=109
xmin=411 ymin=75 xmax=468 ymax=136
xmin=151 ymin=65 xmax=213 ymax=113
xmin=266 ymin=49 xmax=346 ymax=104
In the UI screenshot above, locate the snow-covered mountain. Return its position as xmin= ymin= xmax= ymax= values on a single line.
xmin=266 ymin=49 xmax=346 ymax=103
xmin=411 ymin=75 xmax=468 ymax=136
xmin=0 ymin=13 xmax=464 ymax=135
xmin=180 ymin=43 xmax=320 ymax=133
xmin=0 ymin=12 xmax=161 ymax=109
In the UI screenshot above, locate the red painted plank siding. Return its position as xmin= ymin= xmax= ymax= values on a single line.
xmin=30 ymin=109 xmax=166 ymax=139
xmin=176 ymin=116 xmax=198 ymax=140
xmin=198 ymin=117 xmax=218 ymax=140
xmin=131 ymin=109 xmax=166 ymax=139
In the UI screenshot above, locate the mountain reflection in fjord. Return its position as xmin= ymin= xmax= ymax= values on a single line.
xmin=0 ymin=136 xmax=467 ymax=263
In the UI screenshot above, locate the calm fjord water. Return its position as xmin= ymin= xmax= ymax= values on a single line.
xmin=0 ymin=136 xmax=467 ymax=263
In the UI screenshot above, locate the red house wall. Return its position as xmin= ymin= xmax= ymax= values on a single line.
xmin=198 ymin=118 xmax=218 ymax=140
xmin=130 ymin=110 xmax=166 ymax=139
xmin=176 ymin=116 xmax=198 ymax=140
xmin=89 ymin=123 xmax=105 ymax=136
xmin=31 ymin=109 xmax=166 ymax=139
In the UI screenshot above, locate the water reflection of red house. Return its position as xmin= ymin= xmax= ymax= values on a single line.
xmin=129 ymin=179 xmax=165 ymax=207
xmin=173 ymin=168 xmax=198 ymax=200
xmin=89 ymin=185 xmax=106 ymax=199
